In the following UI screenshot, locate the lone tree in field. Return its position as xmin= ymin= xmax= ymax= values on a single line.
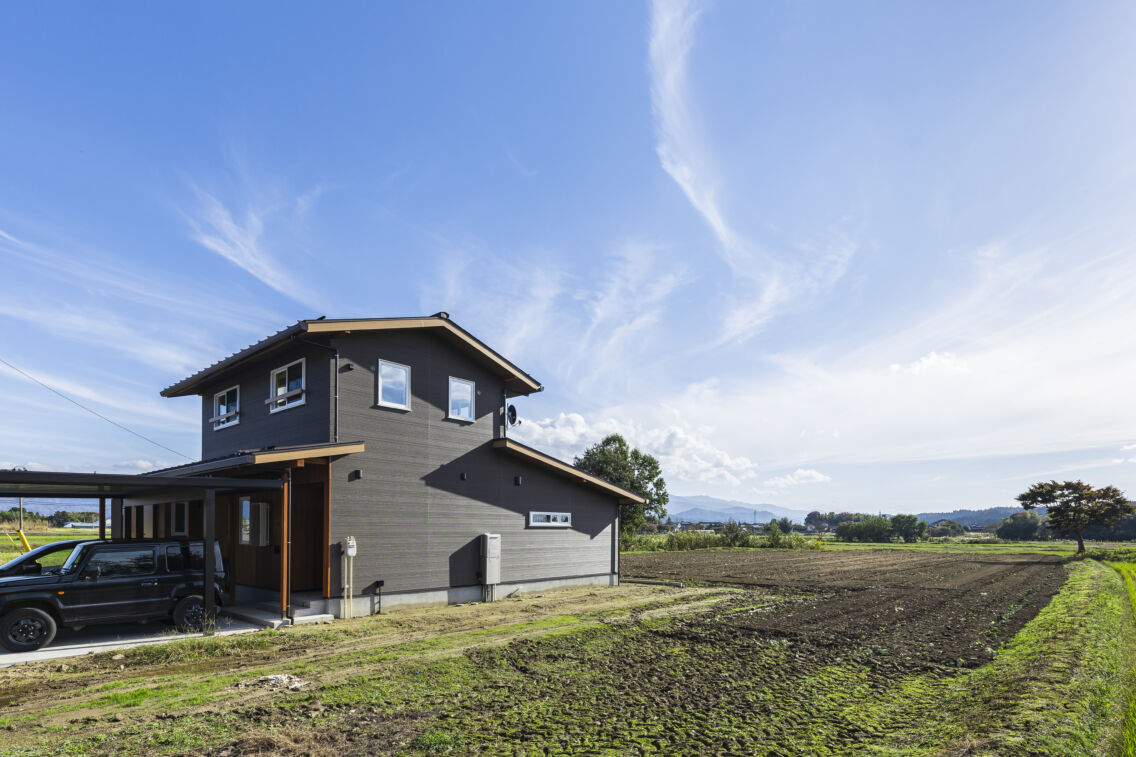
xmin=574 ymin=434 xmax=668 ymax=537
xmin=1016 ymin=480 xmax=1133 ymax=553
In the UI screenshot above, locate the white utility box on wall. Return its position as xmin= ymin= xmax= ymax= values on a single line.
xmin=481 ymin=532 xmax=501 ymax=587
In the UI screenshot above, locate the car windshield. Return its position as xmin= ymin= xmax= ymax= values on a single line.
xmin=60 ymin=543 xmax=95 ymax=574
xmin=0 ymin=541 xmax=82 ymax=572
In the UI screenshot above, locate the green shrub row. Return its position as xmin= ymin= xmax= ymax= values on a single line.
xmin=621 ymin=528 xmax=822 ymax=552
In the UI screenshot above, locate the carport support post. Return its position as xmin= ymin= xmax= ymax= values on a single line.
xmin=110 ymin=498 xmax=123 ymax=539
xmin=98 ymin=498 xmax=106 ymax=540
xmin=203 ymin=489 xmax=216 ymax=636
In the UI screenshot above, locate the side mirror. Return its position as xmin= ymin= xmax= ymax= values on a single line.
xmin=80 ymin=565 xmax=101 ymax=581
xmin=20 ymin=562 xmax=41 ymax=575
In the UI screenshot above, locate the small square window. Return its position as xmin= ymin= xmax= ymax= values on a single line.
xmin=378 ymin=360 xmax=411 ymax=410
xmin=529 ymin=511 xmax=572 ymax=528
xmin=212 ymin=386 xmax=240 ymax=429
xmin=269 ymin=359 xmax=305 ymax=412
xmin=448 ymin=377 xmax=475 ymax=422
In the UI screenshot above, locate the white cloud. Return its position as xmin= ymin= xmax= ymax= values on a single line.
xmin=763 ymin=469 xmax=832 ymax=488
xmin=615 ymin=233 xmax=1136 ymax=468
xmin=513 ymin=411 xmax=760 ymax=487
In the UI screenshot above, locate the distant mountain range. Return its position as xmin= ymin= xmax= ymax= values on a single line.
xmin=667 ymin=495 xmax=1027 ymax=527
xmin=668 ymin=495 xmax=808 ymax=524
xmin=914 ymin=507 xmax=1027 ymax=528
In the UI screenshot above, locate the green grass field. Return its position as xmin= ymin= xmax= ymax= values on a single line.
xmin=0 ymin=544 xmax=1130 ymax=754
xmin=0 ymin=529 xmax=95 ymax=565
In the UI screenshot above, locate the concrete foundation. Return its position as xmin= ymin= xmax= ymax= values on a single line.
xmin=328 ymin=573 xmax=619 ymax=617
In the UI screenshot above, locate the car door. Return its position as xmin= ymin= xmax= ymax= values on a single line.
xmin=62 ymin=545 xmax=165 ymax=622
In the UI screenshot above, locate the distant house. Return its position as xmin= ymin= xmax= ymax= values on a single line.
xmin=120 ymin=315 xmax=643 ymax=618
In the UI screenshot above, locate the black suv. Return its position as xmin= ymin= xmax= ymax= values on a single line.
xmin=0 ymin=539 xmax=228 ymax=652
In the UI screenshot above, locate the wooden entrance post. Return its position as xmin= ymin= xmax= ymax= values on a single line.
xmin=280 ymin=469 xmax=291 ymax=619
xmin=203 ymin=489 xmax=216 ymax=636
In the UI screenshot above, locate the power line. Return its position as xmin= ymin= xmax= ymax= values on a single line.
xmin=0 ymin=356 xmax=193 ymax=461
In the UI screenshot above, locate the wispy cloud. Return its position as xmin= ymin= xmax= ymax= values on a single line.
xmin=424 ymin=239 xmax=688 ymax=396
xmin=648 ymin=0 xmax=856 ymax=343
xmin=0 ymin=222 xmax=283 ymax=336
xmin=185 ymin=185 xmax=301 ymax=302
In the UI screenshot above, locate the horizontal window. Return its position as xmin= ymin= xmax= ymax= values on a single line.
xmin=268 ymin=358 xmax=305 ymax=412
xmin=378 ymin=359 xmax=411 ymax=410
xmin=448 ymin=376 xmax=475 ymax=422
xmin=211 ymin=385 xmax=240 ymax=429
xmin=529 ymin=511 xmax=572 ymax=528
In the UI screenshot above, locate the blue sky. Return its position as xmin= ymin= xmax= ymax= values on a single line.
xmin=3 ymin=1 xmax=1136 ymax=514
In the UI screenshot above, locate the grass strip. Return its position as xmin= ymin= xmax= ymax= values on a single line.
xmin=921 ymin=560 xmax=1136 ymax=755
xmin=1107 ymin=561 xmax=1136 ymax=756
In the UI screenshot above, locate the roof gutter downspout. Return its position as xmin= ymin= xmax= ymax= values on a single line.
xmin=296 ymin=336 xmax=339 ymax=444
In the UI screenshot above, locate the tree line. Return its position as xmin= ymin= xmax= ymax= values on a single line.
xmin=0 ymin=507 xmax=99 ymax=529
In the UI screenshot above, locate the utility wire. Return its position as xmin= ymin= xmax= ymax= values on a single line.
xmin=0 ymin=356 xmax=193 ymax=461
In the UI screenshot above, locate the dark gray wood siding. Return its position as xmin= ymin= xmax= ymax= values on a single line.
xmin=197 ymin=343 xmax=333 ymax=460
xmin=327 ymin=330 xmax=618 ymax=595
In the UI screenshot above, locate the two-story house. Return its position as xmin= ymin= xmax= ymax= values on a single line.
xmin=122 ymin=314 xmax=641 ymax=620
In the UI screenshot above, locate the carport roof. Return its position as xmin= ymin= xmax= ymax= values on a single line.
xmin=0 ymin=470 xmax=282 ymax=499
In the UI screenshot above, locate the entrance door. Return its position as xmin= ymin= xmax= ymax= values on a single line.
xmin=291 ymin=483 xmax=323 ymax=592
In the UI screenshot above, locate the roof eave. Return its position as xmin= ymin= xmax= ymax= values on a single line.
xmin=490 ymin=438 xmax=646 ymax=505
xmin=161 ymin=317 xmax=543 ymax=398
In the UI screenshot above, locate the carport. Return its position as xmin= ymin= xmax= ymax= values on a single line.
xmin=0 ymin=470 xmax=282 ymax=632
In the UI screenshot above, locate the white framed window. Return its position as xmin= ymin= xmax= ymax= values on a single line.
xmin=238 ymin=497 xmax=270 ymax=547
xmin=211 ymin=385 xmax=240 ymax=430
xmin=170 ymin=502 xmax=188 ymax=536
xmin=529 ymin=511 xmax=572 ymax=528
xmin=377 ymin=359 xmax=411 ymax=410
xmin=448 ymin=376 xmax=475 ymax=422
xmin=268 ymin=358 xmax=305 ymax=413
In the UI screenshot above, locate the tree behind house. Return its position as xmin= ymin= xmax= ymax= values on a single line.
xmin=574 ymin=434 xmax=668 ymax=537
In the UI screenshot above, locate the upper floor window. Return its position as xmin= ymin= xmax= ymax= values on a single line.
xmin=211 ymin=386 xmax=240 ymax=430
xmin=378 ymin=360 xmax=411 ymax=410
xmin=268 ymin=358 xmax=305 ymax=413
xmin=448 ymin=377 xmax=475 ymax=422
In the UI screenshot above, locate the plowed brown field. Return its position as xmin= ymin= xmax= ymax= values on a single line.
xmin=622 ymin=550 xmax=1067 ymax=667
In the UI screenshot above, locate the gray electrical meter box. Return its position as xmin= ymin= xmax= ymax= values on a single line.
xmin=342 ymin=536 xmax=357 ymax=557
xmin=481 ymin=533 xmax=501 ymax=585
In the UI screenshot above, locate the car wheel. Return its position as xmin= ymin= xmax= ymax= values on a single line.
xmin=0 ymin=608 xmax=57 ymax=652
xmin=172 ymin=595 xmax=206 ymax=632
